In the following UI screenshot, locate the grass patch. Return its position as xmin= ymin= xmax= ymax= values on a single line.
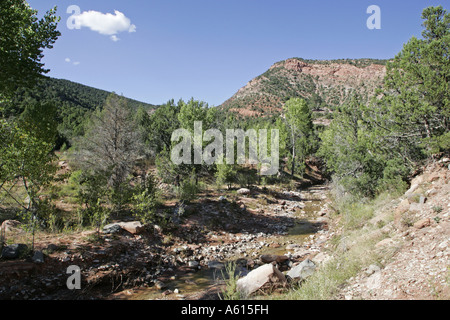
xmin=280 ymin=233 xmax=385 ymax=300
xmin=341 ymin=202 xmax=374 ymax=230
xmin=275 ymin=190 xmax=399 ymax=300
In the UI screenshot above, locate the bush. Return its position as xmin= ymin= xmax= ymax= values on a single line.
xmin=132 ymin=174 xmax=158 ymax=224
xmin=220 ymin=262 xmax=242 ymax=300
xmin=177 ymin=174 xmax=201 ymax=202
xmin=236 ymin=167 xmax=258 ymax=188
xmin=180 ymin=180 xmax=200 ymax=202
xmin=89 ymin=199 xmax=110 ymax=235
xmin=215 ymin=163 xmax=237 ymax=189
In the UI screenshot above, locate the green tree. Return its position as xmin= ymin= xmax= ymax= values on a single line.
xmin=0 ymin=0 xmax=60 ymax=99
xmin=319 ymin=93 xmax=411 ymax=197
xmin=132 ymin=173 xmax=158 ymax=224
xmin=318 ymin=7 xmax=449 ymax=198
xmin=19 ymin=101 xmax=59 ymax=146
xmin=283 ymin=98 xmax=314 ymax=176
xmin=376 ymin=6 xmax=449 ymax=156
xmin=0 ymin=119 xmax=56 ymax=213
xmin=144 ymin=99 xmax=181 ymax=154
xmin=273 ymin=117 xmax=289 ymax=173
xmin=178 ymin=98 xmax=215 ymax=132
xmin=215 ymin=161 xmax=237 ymax=189
xmin=319 ymin=96 xmax=383 ymax=197
xmin=176 ymin=98 xmax=216 ymax=182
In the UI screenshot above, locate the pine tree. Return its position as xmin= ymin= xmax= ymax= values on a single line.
xmin=376 ymin=6 xmax=449 ymax=156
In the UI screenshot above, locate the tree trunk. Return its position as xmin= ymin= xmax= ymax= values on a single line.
xmin=291 ymin=127 xmax=296 ymax=176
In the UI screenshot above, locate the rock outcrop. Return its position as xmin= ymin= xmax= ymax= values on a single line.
xmin=220 ymin=58 xmax=386 ymax=119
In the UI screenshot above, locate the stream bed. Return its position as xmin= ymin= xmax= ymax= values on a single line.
xmin=122 ymin=185 xmax=329 ymax=300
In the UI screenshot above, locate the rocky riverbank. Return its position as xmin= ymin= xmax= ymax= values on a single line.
xmin=0 ymin=184 xmax=332 ymax=300
xmin=3 ymin=159 xmax=446 ymax=301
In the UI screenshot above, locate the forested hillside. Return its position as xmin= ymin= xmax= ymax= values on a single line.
xmin=1 ymin=76 xmax=156 ymax=140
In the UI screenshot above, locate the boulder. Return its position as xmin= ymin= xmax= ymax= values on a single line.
xmin=413 ymin=218 xmax=431 ymax=229
xmin=409 ymin=202 xmax=424 ymax=213
xmin=419 ymin=196 xmax=426 ymax=204
xmin=155 ymin=280 xmax=166 ymax=290
xmin=292 ymin=248 xmax=311 ymax=259
xmin=375 ymin=238 xmax=393 ymax=248
xmin=236 ymin=263 xmax=286 ymax=297
xmin=395 ymin=199 xmax=410 ymax=215
xmin=207 ymin=260 xmax=225 ymax=269
xmin=32 ymin=250 xmax=45 ymax=264
xmin=237 ymin=188 xmax=251 ymax=195
xmin=427 ymin=172 xmax=440 ymax=183
xmin=188 ymin=260 xmax=199 ymax=268
xmin=260 ymin=254 xmax=289 ymax=264
xmin=46 ymin=244 xmax=59 ymax=252
xmin=366 ymin=271 xmax=382 ymax=290
xmin=103 ymin=223 xmax=122 ymax=234
xmin=286 ymin=259 xmax=316 ymax=281
xmin=405 ymin=183 xmax=419 ymax=196
xmin=103 ymin=221 xmax=144 ymax=235
xmin=1 ymin=244 xmax=28 ymax=259
xmin=312 ymin=252 xmax=331 ymax=265
xmin=365 ymin=264 xmax=381 ymax=276
xmin=118 ymin=221 xmax=145 ymax=235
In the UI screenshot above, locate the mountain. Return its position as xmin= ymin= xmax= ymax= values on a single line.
xmin=2 ymin=76 xmax=156 ymax=138
xmin=220 ymin=57 xmax=388 ymax=119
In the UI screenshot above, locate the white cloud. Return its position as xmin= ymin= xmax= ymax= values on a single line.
xmin=73 ymin=10 xmax=136 ymax=40
xmin=65 ymin=58 xmax=80 ymax=66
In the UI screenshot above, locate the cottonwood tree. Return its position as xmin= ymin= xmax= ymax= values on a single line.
xmin=0 ymin=120 xmax=56 ymax=212
xmin=283 ymin=97 xmax=314 ymax=176
xmin=0 ymin=0 xmax=60 ymax=99
xmin=75 ymin=93 xmax=144 ymax=210
xmin=175 ymin=98 xmax=216 ymax=182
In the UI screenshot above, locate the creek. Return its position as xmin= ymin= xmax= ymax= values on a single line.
xmin=124 ymin=185 xmax=329 ymax=300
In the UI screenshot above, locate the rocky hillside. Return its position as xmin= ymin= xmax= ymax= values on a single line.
xmin=338 ymin=157 xmax=450 ymax=300
xmin=220 ymin=58 xmax=387 ymax=118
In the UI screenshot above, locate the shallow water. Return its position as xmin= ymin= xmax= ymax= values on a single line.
xmin=127 ymin=185 xmax=327 ymax=300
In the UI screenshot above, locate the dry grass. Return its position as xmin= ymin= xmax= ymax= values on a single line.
xmin=274 ymin=192 xmax=398 ymax=300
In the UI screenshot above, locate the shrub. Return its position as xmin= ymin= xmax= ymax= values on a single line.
xmin=132 ymin=175 xmax=158 ymax=224
xmin=220 ymin=262 xmax=242 ymax=300
xmin=177 ymin=174 xmax=201 ymax=202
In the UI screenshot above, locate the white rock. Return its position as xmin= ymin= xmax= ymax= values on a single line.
xmin=366 ymin=272 xmax=382 ymax=290
xmin=236 ymin=264 xmax=286 ymax=297
xmin=286 ymin=259 xmax=316 ymax=281
xmin=237 ymin=188 xmax=251 ymax=195
xmin=188 ymin=261 xmax=199 ymax=268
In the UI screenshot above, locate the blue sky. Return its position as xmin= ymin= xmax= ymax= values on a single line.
xmin=28 ymin=0 xmax=447 ymax=106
